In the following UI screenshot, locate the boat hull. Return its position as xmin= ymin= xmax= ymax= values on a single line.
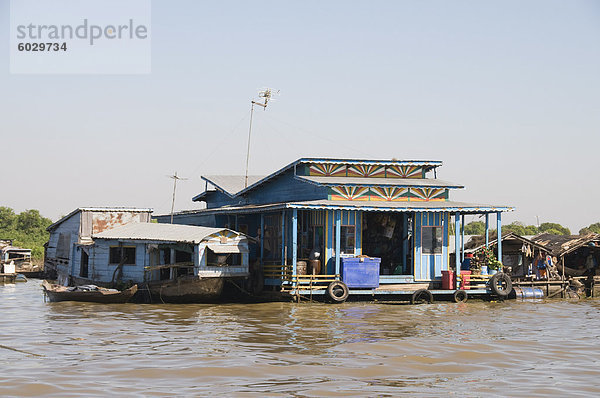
xmin=146 ymin=276 xmax=224 ymax=303
xmin=42 ymin=281 xmax=138 ymax=303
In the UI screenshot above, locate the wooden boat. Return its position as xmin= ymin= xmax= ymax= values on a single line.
xmin=0 ymin=273 xmax=17 ymax=284
xmin=42 ymin=280 xmax=137 ymax=303
xmin=146 ymin=276 xmax=224 ymax=303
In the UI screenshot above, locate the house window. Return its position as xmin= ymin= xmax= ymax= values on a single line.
xmin=341 ymin=226 xmax=355 ymax=255
xmin=109 ymin=246 xmax=136 ymax=265
xmin=56 ymin=233 xmax=71 ymax=259
xmin=422 ymin=226 xmax=442 ymax=254
xmin=333 ymin=226 xmax=356 ymax=255
xmin=80 ymin=250 xmax=89 ymax=278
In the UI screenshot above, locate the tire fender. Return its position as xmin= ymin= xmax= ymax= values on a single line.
xmin=411 ymin=288 xmax=434 ymax=304
xmin=489 ymin=273 xmax=513 ymax=297
xmin=327 ymin=281 xmax=349 ymax=303
xmin=453 ymin=289 xmax=468 ymax=303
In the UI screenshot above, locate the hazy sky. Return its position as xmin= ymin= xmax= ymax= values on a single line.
xmin=1 ymin=0 xmax=599 ymax=232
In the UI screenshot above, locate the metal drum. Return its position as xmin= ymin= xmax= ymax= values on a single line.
xmin=296 ymin=261 xmax=307 ymax=275
xmin=513 ymin=287 xmax=544 ymax=299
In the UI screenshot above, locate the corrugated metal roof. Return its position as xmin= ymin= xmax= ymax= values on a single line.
xmin=180 ymin=199 xmax=513 ymax=215
xmin=286 ymin=200 xmax=513 ymax=213
xmin=296 ymin=175 xmax=464 ymax=188
xmin=47 ymin=207 xmax=153 ymax=231
xmin=93 ymin=223 xmax=241 ymax=244
xmin=199 ymin=175 xmax=266 ymax=197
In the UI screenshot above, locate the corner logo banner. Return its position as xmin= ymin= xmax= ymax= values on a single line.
xmin=10 ymin=0 xmax=151 ymax=74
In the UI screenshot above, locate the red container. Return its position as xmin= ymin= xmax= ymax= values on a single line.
xmin=460 ymin=271 xmax=471 ymax=290
xmin=441 ymin=270 xmax=455 ymax=290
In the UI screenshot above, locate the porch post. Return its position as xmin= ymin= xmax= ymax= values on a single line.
xmin=335 ymin=210 xmax=341 ymax=277
xmin=461 ymin=214 xmax=465 ymax=262
xmin=281 ymin=210 xmax=286 ymax=266
xmin=292 ymin=209 xmax=298 ymax=285
xmin=260 ymin=214 xmax=264 ymax=262
xmin=455 ymin=212 xmax=461 ymax=283
xmin=485 ymin=213 xmax=489 ymax=247
xmin=497 ymin=212 xmax=502 ymax=264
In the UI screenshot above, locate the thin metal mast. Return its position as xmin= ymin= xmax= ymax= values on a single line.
xmin=168 ymin=172 xmax=188 ymax=224
xmin=244 ymin=88 xmax=277 ymax=188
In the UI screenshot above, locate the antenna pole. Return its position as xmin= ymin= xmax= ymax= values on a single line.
xmin=170 ymin=172 xmax=178 ymax=224
xmin=245 ymin=103 xmax=255 ymax=189
xmin=244 ymin=89 xmax=275 ymax=188
xmin=168 ymin=172 xmax=188 ymax=224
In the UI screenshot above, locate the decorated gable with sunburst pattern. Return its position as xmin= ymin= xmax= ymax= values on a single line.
xmin=309 ymin=163 xmax=347 ymax=176
xmin=370 ymin=187 xmax=409 ymax=201
xmin=386 ymin=165 xmax=423 ymax=178
xmin=347 ymin=164 xmax=385 ymax=178
xmin=330 ymin=186 xmax=370 ymax=201
xmin=410 ymin=188 xmax=447 ymax=201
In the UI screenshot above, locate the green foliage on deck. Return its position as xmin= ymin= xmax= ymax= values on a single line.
xmin=0 ymin=207 xmax=52 ymax=260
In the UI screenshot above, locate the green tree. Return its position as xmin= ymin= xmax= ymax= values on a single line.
xmin=0 ymin=207 xmax=52 ymax=261
xmin=463 ymin=221 xmax=485 ymax=235
xmin=16 ymin=209 xmax=52 ymax=233
xmin=0 ymin=206 xmax=16 ymax=230
xmin=503 ymin=222 xmax=526 ymax=235
xmin=580 ymin=223 xmax=600 ymax=235
xmin=502 ymin=221 xmax=539 ymax=236
xmin=539 ymin=222 xmax=570 ymax=235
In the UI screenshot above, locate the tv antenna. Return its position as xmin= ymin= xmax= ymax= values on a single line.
xmin=168 ymin=172 xmax=188 ymax=223
xmin=245 ymin=88 xmax=279 ymax=188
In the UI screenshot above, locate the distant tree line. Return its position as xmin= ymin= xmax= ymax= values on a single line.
xmin=0 ymin=207 xmax=52 ymax=260
xmin=451 ymin=220 xmax=600 ymax=236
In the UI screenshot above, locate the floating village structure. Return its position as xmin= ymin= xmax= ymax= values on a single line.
xmin=44 ymin=207 xmax=249 ymax=302
xmin=1 ymin=239 xmax=36 ymax=276
xmin=44 ymin=207 xmax=153 ymax=284
xmin=92 ymin=223 xmax=249 ymax=302
xmin=157 ymin=158 xmax=514 ymax=301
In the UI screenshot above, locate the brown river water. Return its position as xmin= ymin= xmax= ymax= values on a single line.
xmin=1 ymin=280 xmax=600 ymax=397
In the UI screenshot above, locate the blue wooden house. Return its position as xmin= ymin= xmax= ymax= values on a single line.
xmin=157 ymin=158 xmax=513 ymax=300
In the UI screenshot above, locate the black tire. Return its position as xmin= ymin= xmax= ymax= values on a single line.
xmin=327 ymin=281 xmax=349 ymax=303
xmin=453 ymin=289 xmax=468 ymax=303
xmin=411 ymin=289 xmax=434 ymax=304
xmin=489 ymin=273 xmax=513 ymax=297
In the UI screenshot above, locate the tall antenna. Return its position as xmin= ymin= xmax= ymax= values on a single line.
xmin=245 ymin=88 xmax=279 ymax=188
xmin=168 ymin=172 xmax=188 ymax=224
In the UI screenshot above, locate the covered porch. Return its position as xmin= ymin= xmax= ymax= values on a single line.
xmin=197 ymin=201 xmax=512 ymax=296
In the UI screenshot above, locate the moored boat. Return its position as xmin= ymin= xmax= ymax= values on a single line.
xmin=42 ymin=280 xmax=138 ymax=303
xmin=146 ymin=276 xmax=224 ymax=303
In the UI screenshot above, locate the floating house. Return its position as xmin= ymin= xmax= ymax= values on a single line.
xmin=91 ymin=223 xmax=249 ymax=302
xmin=45 ymin=207 xmax=249 ymax=302
xmin=157 ymin=158 xmax=513 ymax=301
xmin=531 ymin=233 xmax=600 ymax=277
xmin=1 ymin=239 xmax=36 ymax=275
xmin=45 ymin=207 xmax=153 ymax=283
xmin=463 ymin=232 xmax=550 ymax=279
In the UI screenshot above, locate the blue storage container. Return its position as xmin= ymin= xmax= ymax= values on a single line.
xmin=341 ymin=257 xmax=381 ymax=288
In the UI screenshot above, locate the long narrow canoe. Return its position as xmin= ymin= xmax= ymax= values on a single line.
xmin=42 ymin=280 xmax=137 ymax=303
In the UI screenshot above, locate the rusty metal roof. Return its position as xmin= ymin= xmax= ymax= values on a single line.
xmin=47 ymin=207 xmax=153 ymax=231
xmin=93 ymin=223 xmax=244 ymax=244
